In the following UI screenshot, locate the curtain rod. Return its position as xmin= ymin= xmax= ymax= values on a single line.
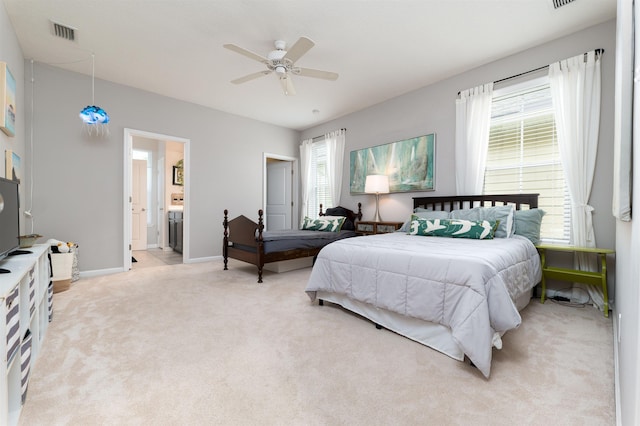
xmin=459 ymin=48 xmax=604 ymax=95
xmin=311 ymin=128 xmax=347 ymax=142
xmin=494 ymin=48 xmax=604 ymax=85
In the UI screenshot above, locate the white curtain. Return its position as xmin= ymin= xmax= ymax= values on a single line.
xmin=299 ymin=138 xmax=313 ymax=227
xmin=455 ymin=83 xmax=494 ymax=195
xmin=325 ymin=129 xmax=346 ymax=208
xmin=549 ymin=50 xmax=603 ymax=310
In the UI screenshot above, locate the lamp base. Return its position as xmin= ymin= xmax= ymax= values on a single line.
xmin=372 ymin=193 xmax=382 ymax=222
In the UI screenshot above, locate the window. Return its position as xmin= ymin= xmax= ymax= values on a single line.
xmin=483 ymin=77 xmax=570 ymax=243
xmin=304 ymin=141 xmax=332 ymax=218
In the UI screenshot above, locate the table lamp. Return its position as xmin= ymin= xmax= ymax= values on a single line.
xmin=364 ymin=174 xmax=389 ymax=222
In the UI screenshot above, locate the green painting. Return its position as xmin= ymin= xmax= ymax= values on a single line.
xmin=350 ymin=134 xmax=435 ymax=194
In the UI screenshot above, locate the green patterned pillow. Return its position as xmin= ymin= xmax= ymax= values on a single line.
xmin=302 ymin=216 xmax=346 ymax=232
xmin=408 ymin=216 xmax=497 ymax=240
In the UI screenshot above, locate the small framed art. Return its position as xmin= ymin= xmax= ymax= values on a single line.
xmin=0 ymin=62 xmax=16 ymax=137
xmin=173 ymin=166 xmax=184 ymax=186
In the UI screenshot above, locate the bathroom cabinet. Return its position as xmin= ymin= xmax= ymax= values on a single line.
xmin=168 ymin=211 xmax=183 ymax=253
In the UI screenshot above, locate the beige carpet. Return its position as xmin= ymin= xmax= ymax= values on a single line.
xmin=132 ymin=249 xmax=183 ymax=268
xmin=19 ymin=260 xmax=615 ymax=425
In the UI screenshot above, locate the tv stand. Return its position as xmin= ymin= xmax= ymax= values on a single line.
xmin=0 ymin=244 xmax=52 ymax=425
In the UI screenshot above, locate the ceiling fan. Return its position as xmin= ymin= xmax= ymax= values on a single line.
xmin=223 ymin=37 xmax=338 ymax=96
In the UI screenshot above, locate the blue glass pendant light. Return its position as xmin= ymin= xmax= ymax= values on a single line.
xmin=79 ymin=53 xmax=109 ymax=136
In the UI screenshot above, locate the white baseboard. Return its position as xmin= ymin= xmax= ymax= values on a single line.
xmin=77 ymin=256 xmax=219 ymax=277
xmin=79 ymin=267 xmax=126 ymax=278
xmin=613 ymin=304 xmax=622 ymax=426
xmin=185 ymin=256 xmax=219 ymax=264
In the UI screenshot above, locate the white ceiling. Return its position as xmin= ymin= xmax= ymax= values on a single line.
xmin=4 ymin=0 xmax=616 ymax=131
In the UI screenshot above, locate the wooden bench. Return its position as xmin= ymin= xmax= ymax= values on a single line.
xmin=536 ymin=244 xmax=615 ymax=317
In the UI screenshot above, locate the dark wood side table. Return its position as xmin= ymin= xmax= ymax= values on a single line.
xmin=355 ymin=221 xmax=404 ymax=236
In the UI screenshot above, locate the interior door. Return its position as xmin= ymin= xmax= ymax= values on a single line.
xmin=157 ymin=156 xmax=165 ymax=249
xmin=266 ymin=160 xmax=292 ymax=230
xmin=132 ymin=159 xmax=148 ymax=250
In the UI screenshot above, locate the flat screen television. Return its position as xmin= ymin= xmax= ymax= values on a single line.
xmin=0 ymin=177 xmax=20 ymax=267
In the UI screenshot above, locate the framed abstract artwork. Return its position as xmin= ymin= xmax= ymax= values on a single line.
xmin=172 ymin=166 xmax=184 ymax=186
xmin=0 ymin=62 xmax=16 ymax=137
xmin=350 ymin=133 xmax=435 ymax=194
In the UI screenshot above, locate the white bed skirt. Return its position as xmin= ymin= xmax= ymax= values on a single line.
xmin=315 ymin=290 xmax=532 ymax=361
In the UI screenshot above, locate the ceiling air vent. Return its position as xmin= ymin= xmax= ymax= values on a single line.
xmin=50 ymin=21 xmax=77 ymax=42
xmin=550 ymin=0 xmax=576 ymax=9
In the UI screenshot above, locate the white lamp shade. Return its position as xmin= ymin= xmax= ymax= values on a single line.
xmin=364 ymin=175 xmax=389 ymax=194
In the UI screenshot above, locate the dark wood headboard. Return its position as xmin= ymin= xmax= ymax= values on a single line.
xmin=413 ymin=194 xmax=539 ymax=212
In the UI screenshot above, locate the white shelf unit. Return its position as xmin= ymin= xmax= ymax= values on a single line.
xmin=0 ymin=245 xmax=51 ymax=426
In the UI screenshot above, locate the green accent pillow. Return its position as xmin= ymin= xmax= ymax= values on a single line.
xmin=302 ymin=216 xmax=346 ymax=232
xmin=514 ymin=209 xmax=546 ymax=245
xmin=398 ymin=210 xmax=449 ymax=232
xmin=408 ymin=216 xmax=497 ymax=240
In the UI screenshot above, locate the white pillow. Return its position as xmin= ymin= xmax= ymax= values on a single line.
xmin=449 ymin=205 xmax=515 ymax=238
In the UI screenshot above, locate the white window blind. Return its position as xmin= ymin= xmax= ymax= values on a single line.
xmin=305 ymin=141 xmax=332 ymax=218
xmin=484 ymin=79 xmax=570 ymax=243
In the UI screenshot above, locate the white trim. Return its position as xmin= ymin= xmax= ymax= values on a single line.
xmin=79 ymin=267 xmax=126 ymax=278
xmin=77 ymin=256 xmax=221 ymax=277
xmin=124 ymin=128 xmax=190 ymax=271
xmin=184 ymin=255 xmax=220 ymax=264
xmin=263 ymin=152 xmax=299 ymax=230
xmin=613 ymin=305 xmax=621 ymax=426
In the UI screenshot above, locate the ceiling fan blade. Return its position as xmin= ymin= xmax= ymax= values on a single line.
xmin=295 ymin=67 xmax=339 ymax=81
xmin=231 ymin=70 xmax=271 ymax=84
xmin=283 ymin=37 xmax=314 ymax=64
xmin=223 ymin=44 xmax=268 ymax=63
xmin=280 ymin=75 xmax=296 ymax=96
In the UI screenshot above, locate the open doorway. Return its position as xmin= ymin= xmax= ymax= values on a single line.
xmin=124 ymin=128 xmax=190 ymax=270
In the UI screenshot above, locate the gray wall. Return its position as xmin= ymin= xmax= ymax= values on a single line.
xmin=301 ymin=20 xmax=617 ymax=256
xmin=25 ymin=62 xmax=298 ymax=272
xmin=0 ymin=0 xmax=25 ymax=232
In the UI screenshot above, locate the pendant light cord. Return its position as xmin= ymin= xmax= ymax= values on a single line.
xmin=91 ymin=53 xmax=95 ymax=105
xmin=27 ymin=59 xmax=35 ymax=233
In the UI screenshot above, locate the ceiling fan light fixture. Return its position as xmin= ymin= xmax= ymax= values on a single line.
xmin=224 ymin=36 xmax=338 ymax=96
xmin=268 ymin=48 xmax=286 ymax=61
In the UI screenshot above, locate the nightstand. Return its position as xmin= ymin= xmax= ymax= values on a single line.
xmin=355 ymin=221 xmax=404 ymax=235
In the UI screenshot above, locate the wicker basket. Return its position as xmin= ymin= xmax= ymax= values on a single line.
xmin=19 ymin=234 xmax=43 ymax=248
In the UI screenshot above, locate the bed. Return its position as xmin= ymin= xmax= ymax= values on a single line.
xmin=305 ymin=194 xmax=542 ymax=378
xmin=223 ymin=204 xmax=362 ymax=283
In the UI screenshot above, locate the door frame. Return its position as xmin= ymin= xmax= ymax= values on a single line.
xmin=263 ymin=153 xmax=298 ymax=230
xmin=124 ymin=128 xmax=190 ymax=270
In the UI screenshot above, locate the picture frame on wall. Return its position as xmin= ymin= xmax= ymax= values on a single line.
xmin=5 ymin=150 xmax=20 ymax=182
xmin=172 ymin=166 xmax=184 ymax=186
xmin=0 ymin=62 xmax=16 ymax=137
xmin=350 ymin=133 xmax=435 ymax=194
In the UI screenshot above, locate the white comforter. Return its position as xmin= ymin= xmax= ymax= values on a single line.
xmin=305 ymin=233 xmax=541 ymax=378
